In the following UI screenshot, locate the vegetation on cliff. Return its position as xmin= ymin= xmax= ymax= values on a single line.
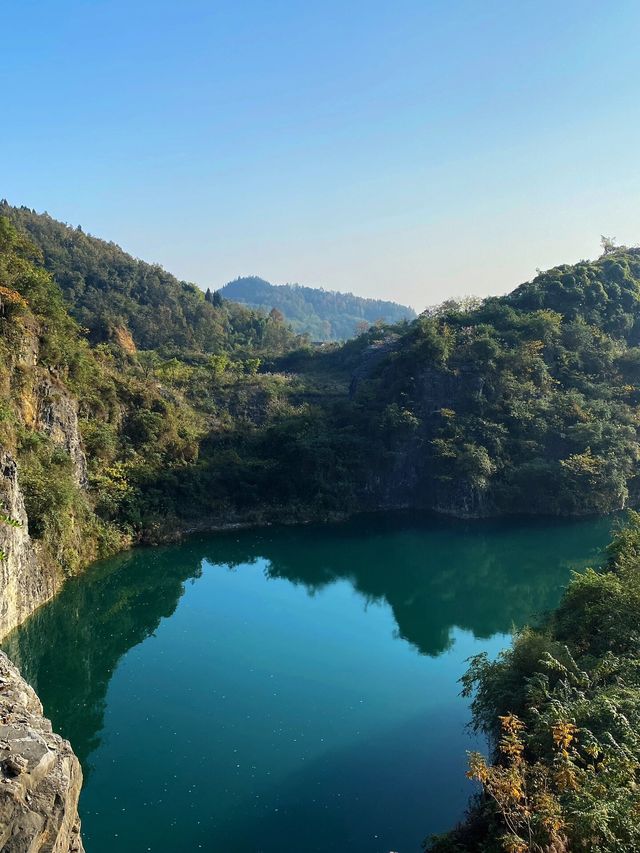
xmin=427 ymin=512 xmax=640 ymax=853
xmin=0 ymin=211 xmax=361 ymax=573
xmin=351 ymin=246 xmax=640 ymax=516
xmin=4 ymin=204 xmax=640 ymax=582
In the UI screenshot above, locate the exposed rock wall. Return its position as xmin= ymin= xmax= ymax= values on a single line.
xmin=0 ymin=316 xmax=89 ymax=640
xmin=0 ymin=386 xmax=87 ymax=849
xmin=0 ymin=316 xmax=87 ymax=849
xmin=10 ymin=320 xmax=88 ymax=491
xmin=36 ymin=379 xmax=88 ymax=489
xmin=0 ymin=452 xmax=58 ymax=641
xmin=0 ymin=651 xmax=84 ymax=853
xmin=361 ymin=365 xmax=495 ymax=517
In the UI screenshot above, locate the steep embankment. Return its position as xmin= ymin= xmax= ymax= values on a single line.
xmin=0 ymin=451 xmax=54 ymax=639
xmin=0 ymin=651 xmax=84 ymax=852
xmin=0 ymin=218 xmax=104 ymax=640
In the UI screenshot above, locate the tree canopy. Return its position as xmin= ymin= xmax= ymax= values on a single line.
xmin=219 ymin=275 xmax=416 ymax=340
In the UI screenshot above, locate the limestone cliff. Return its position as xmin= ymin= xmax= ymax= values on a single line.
xmin=11 ymin=320 xmax=88 ymax=491
xmin=0 ymin=452 xmax=58 ymax=641
xmin=0 ymin=372 xmax=87 ymax=848
xmin=35 ymin=378 xmax=88 ymax=489
xmin=0 ymin=311 xmax=90 ymax=639
xmin=0 ymin=651 xmax=84 ymax=852
xmin=361 ymin=365 xmax=494 ymax=518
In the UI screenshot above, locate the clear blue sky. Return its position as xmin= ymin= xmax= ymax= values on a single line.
xmin=3 ymin=0 xmax=640 ymax=310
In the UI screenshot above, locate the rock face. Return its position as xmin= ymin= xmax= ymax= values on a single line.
xmin=348 ymin=335 xmax=401 ymax=398
xmin=36 ymin=379 xmax=88 ymax=489
xmin=0 ymin=651 xmax=84 ymax=852
xmin=0 ymin=452 xmax=58 ymax=641
xmin=356 ymin=362 xmax=497 ymax=517
xmin=0 ymin=322 xmax=89 ymax=640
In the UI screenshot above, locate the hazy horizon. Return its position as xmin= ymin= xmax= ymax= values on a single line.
xmin=3 ymin=197 xmax=623 ymax=314
xmin=4 ymin=1 xmax=640 ymax=312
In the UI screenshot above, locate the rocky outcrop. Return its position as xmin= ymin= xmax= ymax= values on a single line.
xmin=0 ymin=651 xmax=84 ymax=852
xmin=0 ymin=320 xmax=90 ymax=639
xmin=358 ymin=363 xmax=496 ymax=517
xmin=349 ymin=335 xmax=400 ymax=398
xmin=36 ymin=379 xmax=88 ymax=488
xmin=0 ymin=452 xmax=58 ymax=640
xmin=9 ymin=317 xmax=88 ymax=491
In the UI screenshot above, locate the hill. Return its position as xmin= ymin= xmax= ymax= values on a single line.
xmin=5 ymin=202 xmax=640 ymax=529
xmin=1 ymin=203 xmax=302 ymax=355
xmin=348 ymin=244 xmax=640 ymax=517
xmin=218 ymin=275 xmax=416 ymax=340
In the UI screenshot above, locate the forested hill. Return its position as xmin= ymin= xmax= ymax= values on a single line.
xmin=218 ymin=276 xmax=416 ymax=340
xmin=350 ymin=243 xmax=640 ymax=517
xmin=1 ymin=203 xmax=301 ymax=355
xmin=5 ymin=198 xmax=640 ymax=549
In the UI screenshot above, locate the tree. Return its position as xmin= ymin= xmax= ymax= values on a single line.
xmin=269 ymin=307 xmax=284 ymax=323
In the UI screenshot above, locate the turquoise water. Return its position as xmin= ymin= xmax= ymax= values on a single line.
xmin=3 ymin=514 xmax=614 ymax=852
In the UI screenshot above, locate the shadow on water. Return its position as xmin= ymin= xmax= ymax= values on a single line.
xmin=198 ymin=705 xmax=477 ymax=852
xmin=2 ymin=512 xmax=613 ymax=777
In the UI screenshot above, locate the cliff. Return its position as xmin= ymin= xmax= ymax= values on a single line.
xmin=0 ymin=327 xmax=89 ymax=639
xmin=0 ymin=651 xmax=84 ymax=852
xmin=35 ymin=378 xmax=87 ymax=489
xmin=0 ymin=381 xmax=87 ymax=849
xmin=0 ymin=217 xmax=98 ymax=851
xmin=0 ymin=452 xmax=57 ymax=640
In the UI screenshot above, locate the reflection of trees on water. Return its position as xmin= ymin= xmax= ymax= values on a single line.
xmin=2 ymin=547 xmax=203 ymax=767
xmin=198 ymin=514 xmax=611 ymax=657
xmin=1 ymin=513 xmax=612 ymax=772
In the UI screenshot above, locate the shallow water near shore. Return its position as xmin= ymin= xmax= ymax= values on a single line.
xmin=3 ymin=513 xmax=615 ymax=852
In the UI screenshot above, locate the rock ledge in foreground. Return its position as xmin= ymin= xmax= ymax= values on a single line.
xmin=0 ymin=651 xmax=84 ymax=852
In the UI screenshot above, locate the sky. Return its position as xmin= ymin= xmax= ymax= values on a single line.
xmin=2 ymin=0 xmax=640 ymax=311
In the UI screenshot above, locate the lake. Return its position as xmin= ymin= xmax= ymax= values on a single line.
xmin=2 ymin=513 xmax=614 ymax=852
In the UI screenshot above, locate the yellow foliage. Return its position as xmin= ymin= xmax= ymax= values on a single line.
xmin=560 ymin=448 xmax=606 ymax=477
xmin=466 ymin=715 xmax=568 ymax=853
xmin=499 ymin=714 xmax=526 ymax=764
xmin=554 ymin=765 xmax=578 ymax=792
xmin=551 ymin=721 xmax=577 ymax=753
xmin=0 ymin=285 xmax=28 ymax=308
xmin=501 ymin=835 xmax=527 ymax=853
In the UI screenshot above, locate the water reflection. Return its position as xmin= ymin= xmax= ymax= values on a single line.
xmin=2 ymin=513 xmax=611 ymax=772
xmin=3 ymin=547 xmax=203 ymax=765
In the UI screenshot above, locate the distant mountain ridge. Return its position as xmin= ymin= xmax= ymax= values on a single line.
xmin=218 ymin=276 xmax=416 ymax=340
